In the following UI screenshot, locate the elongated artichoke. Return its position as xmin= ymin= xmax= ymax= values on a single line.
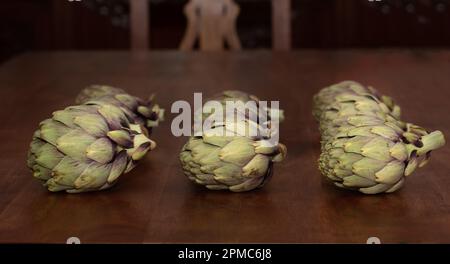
xmin=27 ymin=85 xmax=163 ymax=193
xmin=180 ymin=91 xmax=287 ymax=192
xmin=314 ymin=81 xmax=445 ymax=194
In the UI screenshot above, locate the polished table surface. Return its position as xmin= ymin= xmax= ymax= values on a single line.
xmin=0 ymin=50 xmax=449 ymax=243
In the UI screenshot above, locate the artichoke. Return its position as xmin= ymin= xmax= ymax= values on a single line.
xmin=314 ymin=81 xmax=445 ymax=194
xmin=196 ymin=90 xmax=284 ymax=125
xmin=27 ymin=85 xmax=164 ymax=193
xmin=180 ymin=91 xmax=287 ymax=192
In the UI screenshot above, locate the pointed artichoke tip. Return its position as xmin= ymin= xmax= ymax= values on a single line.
xmin=417 ymin=130 xmax=445 ymax=155
xmin=278 ymin=143 xmax=287 ymax=156
xmin=431 ymin=130 xmax=446 ymax=145
xmin=271 ymin=143 xmax=287 ymax=163
xmin=149 ymin=139 xmax=157 ymax=150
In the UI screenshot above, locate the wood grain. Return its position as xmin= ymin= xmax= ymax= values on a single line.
xmin=0 ymin=50 xmax=449 ymax=243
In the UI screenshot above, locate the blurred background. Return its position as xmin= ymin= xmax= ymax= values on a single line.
xmin=1 ymin=0 xmax=450 ymax=63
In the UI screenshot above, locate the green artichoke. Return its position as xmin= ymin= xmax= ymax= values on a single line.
xmin=314 ymin=81 xmax=445 ymax=194
xmin=196 ymin=90 xmax=284 ymax=125
xmin=180 ymin=91 xmax=287 ymax=192
xmin=27 ymin=85 xmax=163 ymax=193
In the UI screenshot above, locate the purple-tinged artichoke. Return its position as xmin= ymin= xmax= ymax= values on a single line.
xmin=180 ymin=90 xmax=287 ymax=192
xmin=314 ymin=81 xmax=445 ymax=194
xmin=27 ymin=85 xmax=164 ymax=193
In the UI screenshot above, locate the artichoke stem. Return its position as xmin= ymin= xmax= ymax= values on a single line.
xmin=413 ymin=131 xmax=446 ymax=156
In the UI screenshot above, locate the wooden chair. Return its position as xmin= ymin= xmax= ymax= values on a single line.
xmin=180 ymin=0 xmax=241 ymax=51
xmin=129 ymin=0 xmax=291 ymax=51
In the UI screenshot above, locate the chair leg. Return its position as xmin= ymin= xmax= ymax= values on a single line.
xmin=130 ymin=0 xmax=150 ymax=50
xmin=272 ymin=0 xmax=291 ymax=51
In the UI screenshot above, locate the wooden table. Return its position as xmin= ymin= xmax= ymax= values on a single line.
xmin=0 ymin=50 xmax=449 ymax=243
